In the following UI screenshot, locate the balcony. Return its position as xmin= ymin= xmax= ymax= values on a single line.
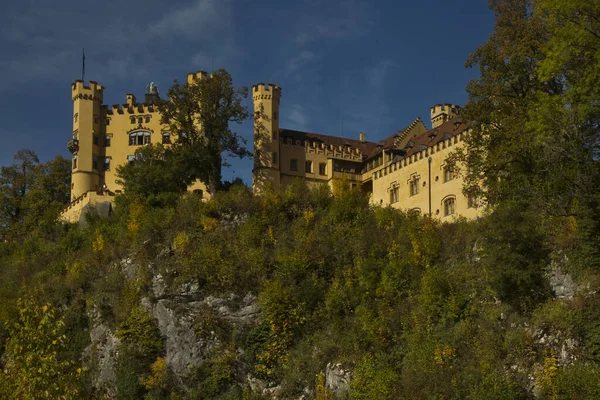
xmin=331 ymin=171 xmax=362 ymax=182
xmin=67 ymin=139 xmax=79 ymax=154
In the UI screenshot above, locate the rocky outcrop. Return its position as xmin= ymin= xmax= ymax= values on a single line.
xmin=325 ymin=362 xmax=352 ymax=399
xmin=84 ymin=309 xmax=121 ymax=398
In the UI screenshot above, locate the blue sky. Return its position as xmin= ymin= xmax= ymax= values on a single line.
xmin=0 ymin=0 xmax=494 ymax=185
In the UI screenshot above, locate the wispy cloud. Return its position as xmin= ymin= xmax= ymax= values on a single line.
xmin=367 ymin=60 xmax=394 ymax=89
xmin=0 ymin=0 xmax=237 ymax=90
xmin=284 ymin=51 xmax=317 ymax=77
xmin=288 ymin=104 xmax=308 ymax=128
xmin=151 ymin=0 xmax=228 ymax=39
xmin=293 ymin=0 xmax=374 ymax=45
xmin=333 ymin=59 xmax=395 ymax=138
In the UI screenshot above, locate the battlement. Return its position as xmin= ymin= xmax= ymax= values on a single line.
xmin=72 ymin=80 xmax=103 ymax=102
xmin=106 ymin=102 xmax=160 ymax=115
xmin=187 ymin=70 xmax=209 ymax=84
xmin=126 ymin=94 xmax=136 ymax=106
xmin=430 ymin=104 xmax=461 ymax=128
xmin=252 ymin=83 xmax=281 ymax=94
xmin=430 ymin=104 xmax=460 ymax=116
xmin=252 ymin=83 xmax=281 ymax=103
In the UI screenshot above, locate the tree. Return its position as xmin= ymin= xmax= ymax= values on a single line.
xmin=115 ymin=143 xmax=189 ymax=206
xmin=0 ymin=151 xmax=70 ymax=239
xmin=455 ymin=0 xmax=559 ymax=209
xmin=0 ymin=150 xmax=40 ymax=237
xmin=159 ymin=69 xmax=251 ymax=194
xmin=0 ymin=296 xmax=82 ymax=398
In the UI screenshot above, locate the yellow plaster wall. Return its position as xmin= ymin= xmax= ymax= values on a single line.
xmin=252 ymin=84 xmax=282 ymax=194
xmin=70 ymin=77 xmax=211 ymax=200
xmin=370 ymin=133 xmax=481 ymax=220
xmin=60 ymin=191 xmax=115 ymax=225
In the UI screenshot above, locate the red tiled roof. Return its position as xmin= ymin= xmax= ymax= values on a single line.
xmin=278 ymin=117 xmax=467 ymax=163
xmin=279 ymin=129 xmax=378 ymax=157
xmin=403 ymin=118 xmax=467 ymax=157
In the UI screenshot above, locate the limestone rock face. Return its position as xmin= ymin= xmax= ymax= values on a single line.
xmin=326 ymin=362 xmax=352 ymax=399
xmin=84 ymin=309 xmax=121 ymax=398
xmin=547 ymin=260 xmax=578 ymax=300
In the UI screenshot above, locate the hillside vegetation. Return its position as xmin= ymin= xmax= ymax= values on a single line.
xmin=0 ymin=180 xmax=599 ymax=399
xmin=2 ymin=0 xmax=600 ymax=398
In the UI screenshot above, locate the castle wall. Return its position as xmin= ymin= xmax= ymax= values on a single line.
xmin=370 ymin=133 xmax=481 ymax=220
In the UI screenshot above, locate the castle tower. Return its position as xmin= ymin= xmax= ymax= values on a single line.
xmin=70 ymin=80 xmax=104 ymax=199
xmin=430 ymin=104 xmax=460 ymax=128
xmin=252 ymin=83 xmax=281 ymax=194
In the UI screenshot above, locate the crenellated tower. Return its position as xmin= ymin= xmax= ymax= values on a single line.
xmin=252 ymin=83 xmax=281 ymax=194
xmin=430 ymin=103 xmax=461 ymax=129
xmin=70 ymin=80 xmax=104 ymax=199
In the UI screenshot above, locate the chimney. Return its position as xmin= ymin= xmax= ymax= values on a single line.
xmin=359 ymin=132 xmax=365 ymax=142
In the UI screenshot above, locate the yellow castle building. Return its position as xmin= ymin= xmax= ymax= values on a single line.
xmin=61 ymin=70 xmax=480 ymax=223
xmin=252 ymin=83 xmax=481 ymax=220
xmin=61 ymin=72 xmax=211 ymax=223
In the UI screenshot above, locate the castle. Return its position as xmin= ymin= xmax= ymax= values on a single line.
xmin=61 ymin=72 xmax=211 ymax=223
xmin=252 ymin=83 xmax=481 ymax=220
xmin=61 ymin=71 xmax=481 ymax=223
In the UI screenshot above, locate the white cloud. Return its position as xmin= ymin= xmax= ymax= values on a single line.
xmin=0 ymin=0 xmax=237 ymax=90
xmin=293 ymin=0 xmax=374 ymax=45
xmin=288 ymin=104 xmax=307 ymax=128
xmin=367 ymin=60 xmax=394 ymax=89
xmin=284 ymin=51 xmax=316 ymax=77
xmin=150 ymin=0 xmax=230 ymax=39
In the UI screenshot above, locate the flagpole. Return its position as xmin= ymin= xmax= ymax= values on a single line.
xmin=82 ymin=48 xmax=85 ymax=82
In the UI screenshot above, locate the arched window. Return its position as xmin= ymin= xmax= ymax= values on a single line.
xmin=129 ymin=131 xmax=151 ymax=146
xmin=409 ymin=208 xmax=421 ymax=216
xmin=409 ymin=175 xmax=420 ymax=196
xmin=443 ymin=163 xmax=455 ymax=182
xmin=389 ymin=183 xmax=399 ymax=204
xmin=443 ymin=197 xmax=456 ymax=216
xmin=162 ymin=131 xmax=171 ymax=144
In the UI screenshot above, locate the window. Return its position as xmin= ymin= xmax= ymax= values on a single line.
xmin=93 ymin=135 xmax=99 ymax=145
xmin=145 ymin=116 xmax=151 ymax=123
xmin=272 ymin=130 xmax=278 ymax=141
xmin=72 ymin=156 xmax=77 ymax=169
xmin=72 ymin=130 xmax=78 ymax=140
xmin=390 ymin=185 xmax=399 ymax=204
xmin=444 ymin=197 xmax=455 ymax=216
xmin=105 ymin=135 xmax=111 ymax=147
xmin=130 ymin=117 xmax=136 ymax=124
xmin=409 ymin=208 xmax=421 ymax=216
xmin=92 ymin=155 xmax=98 ymax=170
xmin=127 ymin=155 xmax=136 ymax=163
xmin=162 ymin=131 xmax=171 ymax=144
xmin=468 ymin=193 xmax=479 ymax=208
xmin=305 ymin=160 xmax=312 ymax=173
xmin=272 ymin=152 xmax=278 ymax=165
xmin=129 ymin=131 xmax=151 ymax=146
xmin=443 ymin=164 xmax=455 ymax=182
xmin=74 ymin=113 xmax=78 ymax=123
xmin=138 ymin=117 xmax=143 ymax=124
xmin=106 ymin=118 xmax=110 ymax=126
xmin=104 ymin=158 xmax=110 ymax=171
xmin=319 ymin=163 xmax=327 ymax=175
xmin=290 ymin=159 xmax=298 ymax=171
xmin=409 ymin=177 xmax=420 ymax=196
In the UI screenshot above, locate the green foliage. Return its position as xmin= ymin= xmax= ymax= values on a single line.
xmin=0 ymin=150 xmax=70 ymax=240
xmin=0 ymin=296 xmax=83 ymax=399
xmin=116 ymin=143 xmax=188 ymax=207
xmin=159 ymin=68 xmax=251 ymax=193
